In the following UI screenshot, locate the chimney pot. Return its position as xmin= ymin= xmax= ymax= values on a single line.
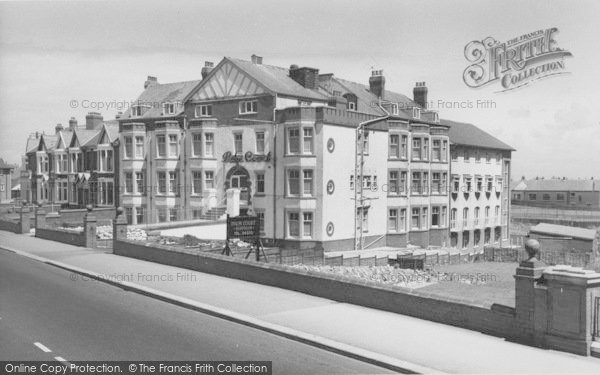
xmin=55 ymin=123 xmax=64 ymax=134
xmin=289 ymin=65 xmax=319 ymax=90
xmin=68 ymin=117 xmax=78 ymax=130
xmin=85 ymin=112 xmax=104 ymax=130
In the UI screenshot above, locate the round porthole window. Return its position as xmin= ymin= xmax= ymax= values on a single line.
xmin=326 ymin=180 xmax=335 ymax=195
xmin=327 ymin=138 xmax=335 ymax=153
xmin=326 ymin=222 xmax=335 ymax=236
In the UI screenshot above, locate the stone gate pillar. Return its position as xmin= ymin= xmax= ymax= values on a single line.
xmin=84 ymin=204 xmax=97 ymax=248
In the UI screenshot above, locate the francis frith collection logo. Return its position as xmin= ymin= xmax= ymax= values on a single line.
xmin=463 ymin=27 xmax=573 ymax=92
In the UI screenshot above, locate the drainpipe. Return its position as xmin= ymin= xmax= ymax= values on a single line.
xmin=354 ymin=101 xmax=389 ymax=251
xmin=182 ymin=115 xmax=188 ymax=220
xmin=272 ymin=94 xmax=278 ymax=246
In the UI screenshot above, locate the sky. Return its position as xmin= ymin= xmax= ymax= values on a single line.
xmin=0 ymin=0 xmax=598 ymax=180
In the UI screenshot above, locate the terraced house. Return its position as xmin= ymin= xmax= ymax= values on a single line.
xmin=23 ymin=113 xmax=119 ymax=208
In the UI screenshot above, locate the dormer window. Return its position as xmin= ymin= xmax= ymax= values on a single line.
xmin=412 ymin=107 xmax=421 ymax=119
xmin=433 ymin=112 xmax=439 ymax=122
xmin=132 ymin=106 xmax=143 ymax=117
xmin=163 ymin=103 xmax=176 ymax=115
xmin=391 ymin=103 xmax=399 ymax=115
xmin=348 ymin=102 xmax=356 ymax=111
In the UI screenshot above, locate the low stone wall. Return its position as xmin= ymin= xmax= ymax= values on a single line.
xmin=484 ymin=246 xmax=591 ymax=267
xmin=35 ymin=227 xmax=86 ymax=247
xmin=0 ymin=219 xmax=20 ymax=233
xmin=324 ymin=255 xmax=390 ymax=267
xmin=44 ymin=207 xmax=115 ymax=227
xmin=114 ymin=239 xmax=519 ymax=340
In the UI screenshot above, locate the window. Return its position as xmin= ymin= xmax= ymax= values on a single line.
xmin=348 ymin=101 xmax=356 ymax=111
xmin=389 ymin=134 xmax=399 ymax=158
xmin=442 ymin=140 xmax=448 ymax=161
xmin=412 ymin=172 xmax=421 ymax=194
xmin=543 ymin=193 xmax=551 ymax=201
xmin=431 ymin=206 xmax=440 ymax=227
xmin=412 ymin=138 xmax=421 ymax=160
xmin=422 ymin=138 xmax=429 ymax=161
xmin=195 ymin=104 xmax=212 ymax=117
xmin=485 ymin=206 xmax=490 ymax=224
xmin=168 ymin=171 xmax=177 ymax=193
xmin=495 ymin=206 xmax=500 ymax=223
xmin=496 ymin=177 xmax=503 ymax=193
xmin=124 ymin=137 xmax=133 ymax=158
xmin=239 ymin=100 xmax=258 ymax=114
xmin=303 ymin=212 xmax=313 ymax=237
xmin=157 ymin=135 xmax=166 ymax=157
xmin=388 ymin=209 xmax=398 ymax=231
xmin=529 ymin=193 xmax=537 ymax=200
xmin=432 ymin=140 xmax=441 ymax=161
xmin=350 ymin=175 xmax=354 ymax=190
xmin=234 ymin=133 xmax=243 ymax=155
xmin=486 ymin=177 xmax=494 ymax=193
xmin=400 ymin=171 xmax=407 ymax=194
xmin=399 ymin=209 xmax=407 ymax=232
xmin=163 ymin=103 xmax=176 ymax=115
xmin=135 ymin=172 xmax=144 ymax=195
xmin=288 ymin=170 xmax=300 ymax=196
xmin=475 ymin=150 xmax=481 ymax=163
xmin=288 ymin=128 xmax=300 ymax=154
xmin=125 ymin=207 xmax=133 ymax=224
xmin=132 ymin=106 xmax=143 ymax=117
xmin=192 ymin=171 xmax=202 ymax=195
xmin=432 ymin=173 xmax=441 ymax=193
xmin=135 ymin=136 xmax=144 ymax=158
xmin=476 ymin=177 xmax=483 ymax=193
xmin=462 ymin=208 xmax=469 ymax=228
xmin=256 ymin=173 xmax=265 ymax=194
xmin=474 ymin=207 xmax=480 ymax=226
xmin=391 ymin=103 xmax=399 ymax=115
xmin=288 ymin=212 xmax=300 ymax=237
xmin=451 ymin=208 xmax=457 ymax=229
xmin=463 ymin=148 xmax=470 ymax=162
xmin=168 ymin=134 xmax=178 ymax=157
xmin=411 ymin=208 xmax=420 ymax=229
xmin=136 ymin=206 xmax=144 ymax=224
xmin=303 ymin=170 xmax=313 ymax=196
xmin=256 ymin=131 xmax=265 ymax=154
xmin=412 ymin=107 xmax=421 ymax=119
xmin=157 ymin=172 xmax=166 ymax=194
xmin=204 ymin=171 xmax=214 ymax=189
xmin=400 ymin=135 xmax=408 ymax=159
xmin=303 ymin=128 xmax=313 ymax=154
xmin=169 ymin=208 xmax=177 ymax=221
xmin=463 ymin=231 xmax=470 ymax=248
xmin=97 ymin=181 xmax=113 ymax=205
xmin=452 ymin=175 xmax=460 ymax=193
xmin=125 ymin=172 xmax=133 ymax=194
xmin=557 ymin=193 xmax=565 ymax=201
xmin=486 ymin=152 xmax=491 ymax=163
xmin=421 ymin=207 xmax=428 ymax=229
xmin=204 ymin=133 xmax=214 ymax=157
xmin=441 ymin=206 xmax=447 ymax=227
xmin=388 ymin=171 xmax=398 ymax=194
xmin=465 ymin=176 xmax=472 ymax=192
xmin=192 ymin=134 xmax=202 ymax=156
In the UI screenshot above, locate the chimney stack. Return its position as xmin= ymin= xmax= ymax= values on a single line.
xmin=369 ymin=70 xmax=385 ymax=99
xmin=55 ymin=123 xmax=64 ymax=134
xmin=115 ymin=111 xmax=123 ymax=120
xmin=413 ymin=82 xmax=428 ymax=109
xmin=144 ymin=76 xmax=158 ymax=89
xmin=251 ymin=54 xmax=263 ymax=65
xmin=289 ymin=64 xmax=319 ymax=90
xmin=68 ymin=117 xmax=78 ymax=130
xmin=201 ymin=61 xmax=214 ymax=79
xmin=85 ymin=112 xmax=103 ymax=130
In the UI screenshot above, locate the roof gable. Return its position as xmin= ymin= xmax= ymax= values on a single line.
xmin=189 ymin=59 xmax=269 ymax=101
xmin=442 ymin=119 xmax=515 ymax=151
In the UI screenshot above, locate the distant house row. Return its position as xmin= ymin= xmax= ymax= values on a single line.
xmin=511 ymin=178 xmax=600 ymax=209
xmin=21 ymin=55 xmax=514 ymax=252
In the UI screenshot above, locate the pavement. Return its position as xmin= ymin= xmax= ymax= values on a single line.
xmin=2 ymin=230 xmax=600 ymax=374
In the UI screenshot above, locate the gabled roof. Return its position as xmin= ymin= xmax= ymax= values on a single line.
xmin=122 ymin=79 xmax=201 ymax=120
xmin=71 ymin=128 xmax=100 ymax=148
xmin=441 ymin=119 xmax=515 ymax=151
xmin=227 ymin=58 xmax=329 ymax=101
xmin=39 ymin=134 xmax=58 ymax=152
xmin=513 ymin=178 xmax=598 ymax=192
xmin=104 ymin=122 xmax=120 ymax=143
xmin=56 ymin=129 xmax=74 ymax=150
xmin=26 ymin=136 xmax=41 ymax=154
xmin=530 ymin=223 xmax=596 ymax=241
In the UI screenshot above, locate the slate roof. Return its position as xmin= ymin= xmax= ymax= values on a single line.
xmin=441 ymin=119 xmax=514 ymax=151
xmin=57 ymin=129 xmax=74 ymax=149
xmin=73 ymin=128 xmax=101 ymax=148
xmin=122 ymin=80 xmax=201 ymax=119
xmin=228 ymin=58 xmax=329 ymax=101
xmin=40 ymin=134 xmax=59 ymax=151
xmin=530 ymin=223 xmax=596 ymax=241
xmin=513 ymin=179 xmax=598 ymax=192
xmin=104 ymin=122 xmax=120 ymax=143
xmin=26 ymin=136 xmax=41 ymax=153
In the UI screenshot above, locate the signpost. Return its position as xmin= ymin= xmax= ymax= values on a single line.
xmin=222 ymin=214 xmax=267 ymax=261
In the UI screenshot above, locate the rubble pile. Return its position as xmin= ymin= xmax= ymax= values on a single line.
xmin=292 ymin=264 xmax=435 ymax=288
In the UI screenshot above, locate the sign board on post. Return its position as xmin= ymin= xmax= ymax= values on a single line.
xmin=223 ymin=214 xmax=266 ymax=261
